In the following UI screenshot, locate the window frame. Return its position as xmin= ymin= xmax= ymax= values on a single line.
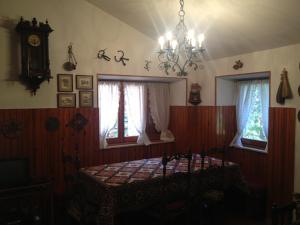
xmin=99 ymin=81 xmax=160 ymax=146
xmin=215 ymin=71 xmax=271 ymax=152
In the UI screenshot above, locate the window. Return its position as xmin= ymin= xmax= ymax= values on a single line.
xmin=98 ymin=81 xmax=163 ymax=148
xmin=232 ymin=79 xmax=269 ymax=151
xmin=106 ymin=82 xmax=139 ymax=144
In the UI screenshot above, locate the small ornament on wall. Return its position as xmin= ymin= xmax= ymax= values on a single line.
xmin=45 ymin=117 xmax=60 ymax=132
xmin=97 ymin=49 xmax=111 ymax=61
xmin=66 ymin=113 xmax=88 ymax=133
xmin=188 ymin=83 xmax=202 ymax=105
xmin=1 ymin=120 xmax=24 ymax=139
xmin=144 ymin=60 xmax=151 ymax=71
xmin=114 ymin=50 xmax=129 ymax=66
xmin=233 ymin=60 xmax=243 ymax=70
xmin=63 ymin=43 xmax=77 ymax=71
xmin=276 ymin=68 xmax=293 ymax=104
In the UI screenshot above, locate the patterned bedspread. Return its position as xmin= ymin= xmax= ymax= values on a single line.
xmin=78 ymin=154 xmax=245 ymax=225
xmin=80 ymin=154 xmax=234 ymax=187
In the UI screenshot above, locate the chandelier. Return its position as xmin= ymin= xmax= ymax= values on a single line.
xmin=158 ymin=0 xmax=205 ymax=76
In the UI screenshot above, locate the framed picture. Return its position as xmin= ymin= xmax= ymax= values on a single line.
xmin=57 ymin=74 xmax=73 ymax=92
xmin=79 ymin=91 xmax=93 ymax=107
xmin=57 ymin=93 xmax=76 ymax=108
xmin=76 ymin=75 xmax=93 ymax=90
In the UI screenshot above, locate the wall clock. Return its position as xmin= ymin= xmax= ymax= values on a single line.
xmin=15 ymin=17 xmax=53 ymax=94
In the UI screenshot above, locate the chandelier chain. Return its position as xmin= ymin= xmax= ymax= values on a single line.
xmin=178 ymin=0 xmax=185 ymax=23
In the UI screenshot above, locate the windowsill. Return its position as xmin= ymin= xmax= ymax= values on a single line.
xmin=102 ymin=140 xmax=174 ymax=150
xmin=231 ymin=144 xmax=268 ymax=154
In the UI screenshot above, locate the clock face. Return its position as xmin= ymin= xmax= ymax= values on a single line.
xmin=28 ymin=34 xmax=41 ymax=47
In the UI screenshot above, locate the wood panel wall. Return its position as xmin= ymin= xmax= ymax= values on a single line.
xmin=0 ymin=106 xmax=295 ymax=205
xmin=0 ymin=108 xmax=173 ymax=193
xmin=170 ymin=106 xmax=296 ymax=205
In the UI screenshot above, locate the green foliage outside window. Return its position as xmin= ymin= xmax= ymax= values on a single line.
xmin=242 ymin=87 xmax=267 ymax=141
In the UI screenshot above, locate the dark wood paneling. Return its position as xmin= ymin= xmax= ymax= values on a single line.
xmin=268 ymin=107 xmax=295 ymax=205
xmin=0 ymin=106 xmax=295 ymax=206
xmin=0 ymin=108 xmax=174 ymax=193
xmin=170 ymin=105 xmax=296 ymax=206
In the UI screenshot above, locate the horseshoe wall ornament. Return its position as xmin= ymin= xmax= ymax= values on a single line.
xmin=114 ymin=50 xmax=129 ymax=66
xmin=97 ymin=49 xmax=111 ymax=62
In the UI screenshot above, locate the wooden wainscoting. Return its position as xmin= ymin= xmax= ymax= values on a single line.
xmin=0 ymin=106 xmax=295 ymax=204
xmin=0 ymin=108 xmax=174 ymax=193
xmin=170 ymin=106 xmax=296 ymax=205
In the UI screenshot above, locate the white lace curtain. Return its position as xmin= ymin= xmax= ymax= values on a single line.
xmin=148 ymin=83 xmax=174 ymax=142
xmin=124 ymin=82 xmax=151 ymax=145
xmin=231 ymin=79 xmax=269 ymax=148
xmin=98 ymin=81 xmax=120 ymax=149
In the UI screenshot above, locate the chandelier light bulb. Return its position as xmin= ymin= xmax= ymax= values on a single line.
xmin=191 ymin=38 xmax=196 ymax=47
xmin=166 ymin=32 xmax=173 ymax=41
xmin=159 ymin=36 xmax=165 ymax=49
xmin=171 ymin=40 xmax=178 ymax=50
xmin=187 ymin=30 xmax=194 ymax=40
xmin=198 ymin=34 xmax=205 ymax=47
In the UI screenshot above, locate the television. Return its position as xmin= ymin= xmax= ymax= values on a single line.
xmin=0 ymin=158 xmax=30 ymax=189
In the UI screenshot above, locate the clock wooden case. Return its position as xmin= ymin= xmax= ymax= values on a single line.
xmin=15 ymin=17 xmax=53 ymax=94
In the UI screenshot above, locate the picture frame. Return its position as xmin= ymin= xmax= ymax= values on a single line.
xmin=79 ymin=91 xmax=93 ymax=107
xmin=57 ymin=74 xmax=73 ymax=92
xmin=76 ymin=75 xmax=93 ymax=90
xmin=57 ymin=93 xmax=76 ymax=108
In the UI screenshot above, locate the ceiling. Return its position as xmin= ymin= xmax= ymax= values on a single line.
xmin=87 ymin=0 xmax=300 ymax=59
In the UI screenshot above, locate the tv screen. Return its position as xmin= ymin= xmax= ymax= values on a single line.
xmin=0 ymin=159 xmax=30 ymax=189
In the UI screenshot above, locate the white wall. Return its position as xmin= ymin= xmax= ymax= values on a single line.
xmin=0 ymin=0 xmax=192 ymax=109
xmin=216 ymin=78 xmax=235 ymax=106
xmin=197 ymin=43 xmax=300 ymax=192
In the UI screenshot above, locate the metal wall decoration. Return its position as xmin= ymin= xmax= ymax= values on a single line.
xmin=233 ymin=60 xmax=243 ymax=70
xmin=114 ymin=50 xmax=129 ymax=66
xmin=63 ymin=43 xmax=77 ymax=71
xmin=144 ymin=60 xmax=151 ymax=71
xmin=66 ymin=113 xmax=88 ymax=133
xmin=97 ymin=49 xmax=111 ymax=61
xmin=1 ymin=120 xmax=24 ymax=139
xmin=45 ymin=117 xmax=60 ymax=132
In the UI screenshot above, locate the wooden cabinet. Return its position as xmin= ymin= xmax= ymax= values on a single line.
xmin=0 ymin=181 xmax=53 ymax=225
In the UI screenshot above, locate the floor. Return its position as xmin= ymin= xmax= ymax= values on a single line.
xmin=55 ymin=193 xmax=268 ymax=225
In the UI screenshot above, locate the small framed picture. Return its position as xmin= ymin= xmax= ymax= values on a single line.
xmin=79 ymin=91 xmax=93 ymax=107
xmin=76 ymin=75 xmax=93 ymax=90
xmin=57 ymin=74 xmax=73 ymax=92
xmin=57 ymin=93 xmax=76 ymax=108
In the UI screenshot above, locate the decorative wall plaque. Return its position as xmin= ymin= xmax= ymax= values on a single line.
xmin=66 ymin=113 xmax=88 ymax=133
xmin=1 ymin=120 xmax=24 ymax=139
xmin=45 ymin=117 xmax=60 ymax=132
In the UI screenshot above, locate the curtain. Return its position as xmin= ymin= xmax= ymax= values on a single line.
xmin=124 ymin=82 xmax=150 ymax=145
xmin=231 ymin=79 xmax=269 ymax=148
xmin=260 ymin=80 xmax=269 ymax=139
xmin=148 ymin=83 xmax=175 ymax=142
xmin=231 ymin=80 xmax=255 ymax=147
xmin=99 ymin=81 xmax=120 ymax=149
